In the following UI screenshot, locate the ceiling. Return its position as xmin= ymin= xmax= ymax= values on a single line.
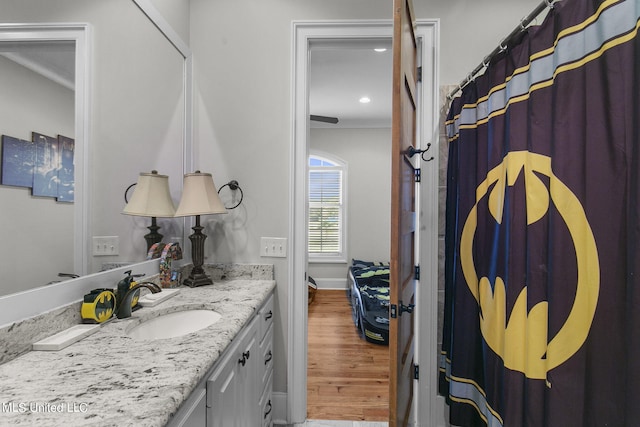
xmin=2 ymin=38 xmax=393 ymax=128
xmin=309 ymin=38 xmax=392 ymax=129
xmin=0 ymin=40 xmax=75 ymax=90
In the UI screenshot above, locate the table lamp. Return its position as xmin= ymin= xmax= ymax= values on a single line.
xmin=122 ymin=170 xmax=176 ymax=251
xmin=174 ymin=171 xmax=227 ymax=287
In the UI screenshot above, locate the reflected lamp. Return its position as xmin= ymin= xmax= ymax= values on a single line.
xmin=122 ymin=170 xmax=176 ymax=251
xmin=174 ymin=171 xmax=227 ymax=287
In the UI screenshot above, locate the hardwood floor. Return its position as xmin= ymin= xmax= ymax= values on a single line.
xmin=307 ymin=289 xmax=390 ymax=421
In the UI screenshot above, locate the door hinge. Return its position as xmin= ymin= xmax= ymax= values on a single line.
xmin=414 ymin=265 xmax=420 ymax=280
xmin=414 ymin=364 xmax=420 ymax=380
xmin=417 ymin=66 xmax=422 ymax=83
xmin=414 ymin=168 xmax=421 ymax=182
xmin=390 ymin=302 xmax=415 ymax=319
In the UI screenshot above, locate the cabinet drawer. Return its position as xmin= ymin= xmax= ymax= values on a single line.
xmin=258 ymin=294 xmax=274 ymax=341
xmin=259 ymin=371 xmax=273 ymax=427
xmin=259 ymin=324 xmax=274 ymax=387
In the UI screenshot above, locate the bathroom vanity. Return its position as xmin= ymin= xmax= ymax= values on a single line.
xmin=169 ymin=292 xmax=274 ymax=427
xmin=0 ymin=275 xmax=275 ymax=427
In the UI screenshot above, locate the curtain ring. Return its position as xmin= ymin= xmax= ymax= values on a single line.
xmin=499 ymin=39 xmax=508 ymax=52
xmin=482 ymin=56 xmax=491 ymax=69
xmin=519 ymin=17 xmax=527 ymax=31
xmin=447 ymin=84 xmax=462 ymax=100
xmin=544 ymin=0 xmax=555 ymax=9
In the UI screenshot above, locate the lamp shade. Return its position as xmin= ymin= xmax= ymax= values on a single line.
xmin=174 ymin=171 xmax=227 ymax=217
xmin=122 ymin=171 xmax=176 ymax=217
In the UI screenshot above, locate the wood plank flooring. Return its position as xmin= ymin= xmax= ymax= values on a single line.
xmin=307 ymin=289 xmax=390 ymax=421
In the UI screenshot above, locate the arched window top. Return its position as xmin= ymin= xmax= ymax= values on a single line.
xmin=309 ymin=152 xmax=346 ymax=168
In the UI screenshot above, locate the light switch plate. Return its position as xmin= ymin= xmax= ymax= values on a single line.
xmin=260 ymin=237 xmax=287 ymax=258
xmin=93 ymin=236 xmax=119 ymax=256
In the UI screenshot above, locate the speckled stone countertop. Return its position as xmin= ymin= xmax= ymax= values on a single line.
xmin=0 ymin=279 xmax=275 ymax=426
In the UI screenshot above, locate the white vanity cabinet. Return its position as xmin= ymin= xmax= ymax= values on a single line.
xmin=207 ymin=293 xmax=274 ymax=427
xmin=166 ymin=292 xmax=274 ymax=427
xmin=257 ymin=293 xmax=274 ymax=426
xmin=206 ymin=315 xmax=258 ymax=426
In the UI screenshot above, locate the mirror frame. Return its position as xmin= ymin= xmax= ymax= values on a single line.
xmin=0 ymin=1 xmax=193 ymax=326
xmin=0 ymin=22 xmax=91 ymax=280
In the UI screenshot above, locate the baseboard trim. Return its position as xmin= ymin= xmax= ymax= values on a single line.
xmin=310 ymin=277 xmax=347 ymax=290
xmin=272 ymin=391 xmax=288 ymax=425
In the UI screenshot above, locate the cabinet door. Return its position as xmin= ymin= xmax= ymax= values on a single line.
xmin=166 ymin=388 xmax=206 ymax=427
xmin=207 ymin=317 xmax=258 ymax=427
xmin=207 ymin=353 xmax=241 ymax=427
xmin=238 ymin=327 xmax=259 ymax=425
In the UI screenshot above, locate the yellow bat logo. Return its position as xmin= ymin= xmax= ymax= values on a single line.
xmin=460 ymin=151 xmax=599 ymax=380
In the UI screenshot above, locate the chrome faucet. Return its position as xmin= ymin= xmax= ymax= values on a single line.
xmin=116 ymin=282 xmax=162 ymax=319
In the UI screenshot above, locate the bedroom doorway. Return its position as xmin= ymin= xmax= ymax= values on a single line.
xmin=289 ymin=20 xmax=440 ymax=425
xmin=306 ymin=37 xmax=393 ymax=422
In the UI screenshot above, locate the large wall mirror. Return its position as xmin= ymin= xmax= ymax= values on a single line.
xmin=0 ymin=0 xmax=190 ymax=299
xmin=0 ymin=24 xmax=89 ymax=296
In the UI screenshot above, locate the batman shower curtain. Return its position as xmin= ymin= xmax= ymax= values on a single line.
xmin=439 ymin=0 xmax=640 ymax=426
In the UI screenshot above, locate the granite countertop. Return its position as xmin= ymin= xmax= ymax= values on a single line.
xmin=0 ymin=279 xmax=275 ymax=426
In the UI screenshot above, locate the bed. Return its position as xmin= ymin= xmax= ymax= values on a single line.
xmin=347 ymin=259 xmax=390 ymax=345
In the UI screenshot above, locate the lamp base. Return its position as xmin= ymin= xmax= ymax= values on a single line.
xmin=182 ymin=270 xmax=213 ymax=287
xmin=182 ymin=215 xmax=213 ymax=287
xmin=144 ymin=217 xmax=163 ymax=251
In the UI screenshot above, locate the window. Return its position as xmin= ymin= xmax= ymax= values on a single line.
xmin=308 ymin=153 xmax=347 ymax=262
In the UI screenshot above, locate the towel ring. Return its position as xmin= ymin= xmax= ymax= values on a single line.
xmin=124 ymin=182 xmax=136 ymax=203
xmin=218 ymin=180 xmax=244 ymax=209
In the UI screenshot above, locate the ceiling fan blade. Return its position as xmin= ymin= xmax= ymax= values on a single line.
xmin=310 ymin=115 xmax=339 ymax=124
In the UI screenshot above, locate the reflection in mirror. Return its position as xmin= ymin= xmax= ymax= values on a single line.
xmin=0 ymin=1 xmax=190 ymax=303
xmin=0 ymin=25 xmax=88 ymax=297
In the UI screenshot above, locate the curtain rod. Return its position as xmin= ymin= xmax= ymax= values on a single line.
xmin=447 ymin=0 xmax=560 ymax=100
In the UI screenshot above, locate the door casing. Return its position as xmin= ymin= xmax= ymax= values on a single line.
xmin=288 ymin=19 xmax=440 ymax=426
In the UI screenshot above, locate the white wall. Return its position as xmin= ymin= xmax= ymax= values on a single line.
xmin=308 ymin=127 xmax=391 ymax=285
xmin=150 ymin=0 xmax=191 ymax=45
xmin=190 ymin=0 xmax=540 ymax=401
xmin=0 ymin=56 xmax=75 ymax=293
xmin=420 ymin=0 xmax=545 ymax=85
xmin=0 ymin=0 xmax=543 ymax=416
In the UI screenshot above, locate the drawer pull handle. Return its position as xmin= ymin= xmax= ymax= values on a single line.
xmin=264 ymin=310 xmax=273 ymax=321
xmin=264 ymin=400 xmax=272 ymax=418
xmin=264 ymin=351 xmax=273 ymax=365
xmin=238 ymin=350 xmax=250 ymax=366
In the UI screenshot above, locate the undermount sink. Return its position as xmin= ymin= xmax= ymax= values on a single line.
xmin=127 ymin=310 xmax=222 ymax=340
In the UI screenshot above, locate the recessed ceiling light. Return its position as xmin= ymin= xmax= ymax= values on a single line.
xmin=374 ymin=48 xmax=387 ymax=52
xmin=359 ymin=97 xmax=371 ymax=104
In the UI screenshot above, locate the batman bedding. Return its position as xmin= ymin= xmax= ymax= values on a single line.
xmin=348 ymin=259 xmax=390 ymax=345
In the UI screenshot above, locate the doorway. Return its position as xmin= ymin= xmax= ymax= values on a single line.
xmin=306 ymin=37 xmax=393 ymax=422
xmin=289 ymin=20 xmax=441 ymax=426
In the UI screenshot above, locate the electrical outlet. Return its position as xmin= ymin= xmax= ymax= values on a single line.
xmin=260 ymin=237 xmax=287 ymax=258
xmin=93 ymin=236 xmax=119 ymax=256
